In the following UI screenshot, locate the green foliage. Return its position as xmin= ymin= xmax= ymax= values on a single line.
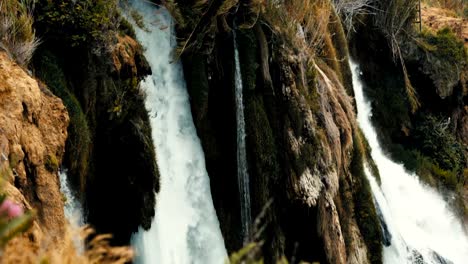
xmin=430 ymin=164 xmax=458 ymax=189
xmin=44 ymin=154 xmax=59 ymax=172
xmin=0 ymin=0 xmax=39 ymax=65
xmin=389 ymin=143 xmax=461 ymax=190
xmin=389 ymin=113 xmax=467 ymax=189
xmin=421 ymin=27 xmax=467 ymax=64
xmin=35 ymin=0 xmax=119 ymax=50
xmin=412 ymin=114 xmax=464 ymax=173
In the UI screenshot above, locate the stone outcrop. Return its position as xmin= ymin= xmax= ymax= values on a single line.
xmin=174 ymin=2 xmax=382 ymax=263
xmin=0 ymin=51 xmax=69 ymax=253
xmin=32 ymin=31 xmax=158 ymax=245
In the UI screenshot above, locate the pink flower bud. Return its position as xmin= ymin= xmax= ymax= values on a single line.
xmin=7 ymin=204 xmax=23 ymax=218
xmin=0 ymin=199 xmax=24 ymax=219
xmin=0 ymin=200 xmax=14 ymax=214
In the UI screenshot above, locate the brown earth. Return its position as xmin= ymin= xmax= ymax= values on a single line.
xmin=0 ymin=51 xmax=70 ymax=258
xmin=421 ymin=4 xmax=468 ymax=46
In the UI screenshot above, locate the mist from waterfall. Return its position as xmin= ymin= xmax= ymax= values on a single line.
xmin=350 ymin=60 xmax=468 ymax=264
xmin=128 ymin=1 xmax=227 ymax=263
xmin=233 ymin=29 xmax=252 ymax=244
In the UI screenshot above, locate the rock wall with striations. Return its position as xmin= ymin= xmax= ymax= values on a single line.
xmin=0 ymin=51 xmax=69 ymax=255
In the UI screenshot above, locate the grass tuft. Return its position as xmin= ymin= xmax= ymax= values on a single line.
xmin=0 ymin=0 xmax=40 ymax=66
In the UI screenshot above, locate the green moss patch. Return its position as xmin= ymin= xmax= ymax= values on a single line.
xmin=420 ymin=28 xmax=466 ymax=64
xmin=33 ymin=50 xmax=91 ymax=191
xmin=44 ymin=154 xmax=59 ymax=172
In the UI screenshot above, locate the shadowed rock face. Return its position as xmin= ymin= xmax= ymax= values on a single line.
xmin=0 ymin=51 xmax=69 ymax=253
xmin=32 ymin=33 xmax=159 ymax=245
xmin=176 ymin=3 xmax=378 ymax=263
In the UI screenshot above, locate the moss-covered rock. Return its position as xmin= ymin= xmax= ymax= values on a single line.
xmin=172 ymin=1 xmax=384 ymax=263
xmin=32 ymin=2 xmax=158 ymax=245
xmin=405 ymin=27 xmax=467 ymax=99
xmin=33 ymin=50 xmax=92 ymax=192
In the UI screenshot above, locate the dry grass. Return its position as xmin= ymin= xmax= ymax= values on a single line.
xmin=0 ymin=0 xmax=39 ymax=66
xmin=263 ymin=0 xmax=332 ymax=59
xmin=1 ymin=226 xmax=133 ymax=264
xmin=424 ymin=0 xmax=465 ymax=14
xmin=333 ymin=0 xmax=376 ymax=33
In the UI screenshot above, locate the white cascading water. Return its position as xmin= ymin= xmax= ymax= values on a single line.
xmin=59 ymin=170 xmax=84 ymax=227
xmin=59 ymin=170 xmax=85 ymax=252
xmin=233 ymin=29 xmax=252 ymax=243
xmin=350 ymin=60 xmax=468 ymax=264
xmin=128 ymin=1 xmax=227 ymax=263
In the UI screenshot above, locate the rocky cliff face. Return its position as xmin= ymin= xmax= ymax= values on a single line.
xmin=5 ymin=0 xmax=463 ymax=262
xmin=351 ymin=6 xmax=468 ymax=224
xmin=32 ymin=37 xmax=158 ymax=245
xmin=171 ymin=1 xmax=382 ymax=263
xmin=0 ymin=51 xmax=69 ymax=254
xmin=32 ymin=0 xmax=159 ymax=245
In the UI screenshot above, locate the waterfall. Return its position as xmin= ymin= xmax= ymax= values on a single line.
xmin=127 ymin=1 xmax=227 ymax=263
xmin=59 ymin=170 xmax=85 ymax=252
xmin=350 ymin=60 xmax=468 ymax=264
xmin=59 ymin=170 xmax=84 ymax=227
xmin=233 ymin=29 xmax=252 ymax=243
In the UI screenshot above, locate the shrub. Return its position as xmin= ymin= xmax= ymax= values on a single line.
xmin=422 ymin=27 xmax=467 ymax=65
xmin=35 ymin=0 xmax=120 ymax=53
xmin=0 ymin=0 xmax=39 ymax=65
xmin=390 ymin=141 xmax=463 ymax=190
xmin=412 ymin=114 xmax=464 ymax=173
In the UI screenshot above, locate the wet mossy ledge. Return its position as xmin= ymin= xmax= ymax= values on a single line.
xmin=32 ymin=0 xmax=159 ymax=245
